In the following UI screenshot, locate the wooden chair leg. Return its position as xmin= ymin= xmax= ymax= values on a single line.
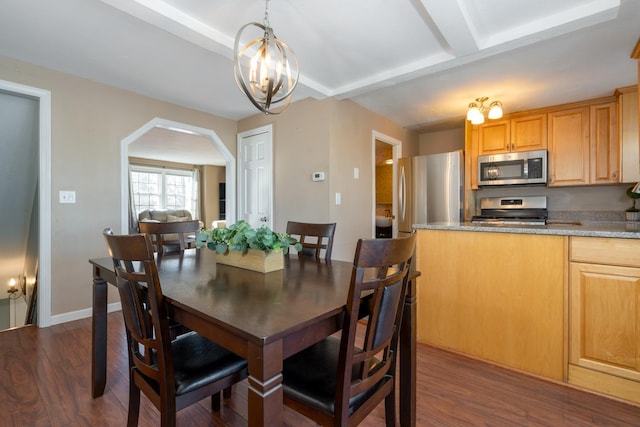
xmin=160 ymin=403 xmax=177 ymax=427
xmin=222 ymin=386 xmax=232 ymax=399
xmin=127 ymin=381 xmax=141 ymax=427
xmin=384 ymin=389 xmax=396 ymax=427
xmin=211 ymin=391 xmax=221 ymax=412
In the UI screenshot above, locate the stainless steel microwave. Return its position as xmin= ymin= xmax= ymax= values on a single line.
xmin=478 ymin=149 xmax=547 ymax=186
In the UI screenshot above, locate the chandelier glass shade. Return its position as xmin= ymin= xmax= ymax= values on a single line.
xmin=233 ymin=1 xmax=299 ymax=115
xmin=466 ymin=97 xmax=503 ymax=125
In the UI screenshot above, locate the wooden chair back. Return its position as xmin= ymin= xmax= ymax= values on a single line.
xmin=138 ymin=219 xmax=200 ymax=254
xmin=282 ymin=234 xmax=415 ymax=426
xmin=336 ymin=234 xmax=416 ymax=424
xmin=102 ymin=228 xmax=248 ymax=426
xmin=103 ymin=230 xmax=174 ymax=394
xmin=285 ymin=221 xmax=336 ymax=261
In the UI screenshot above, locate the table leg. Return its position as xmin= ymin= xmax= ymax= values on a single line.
xmin=399 ymin=277 xmax=417 ymax=426
xmin=246 ymin=340 xmax=284 ymax=427
xmin=92 ymin=271 xmax=108 ymax=398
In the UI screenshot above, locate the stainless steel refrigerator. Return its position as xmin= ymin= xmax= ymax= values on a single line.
xmin=397 ymin=150 xmax=464 ymax=235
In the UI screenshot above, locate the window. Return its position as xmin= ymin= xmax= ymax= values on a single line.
xmin=130 ymin=166 xmax=199 ymax=217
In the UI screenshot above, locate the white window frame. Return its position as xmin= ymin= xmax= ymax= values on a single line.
xmin=130 ymin=165 xmax=198 ymax=216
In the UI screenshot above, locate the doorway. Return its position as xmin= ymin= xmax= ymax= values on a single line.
xmin=120 ymin=118 xmax=236 ymax=235
xmin=372 ymin=131 xmax=402 ymax=238
xmin=0 ymin=79 xmax=52 ymax=329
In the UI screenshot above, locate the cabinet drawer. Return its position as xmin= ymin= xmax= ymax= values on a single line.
xmin=570 ymin=236 xmax=640 ymax=267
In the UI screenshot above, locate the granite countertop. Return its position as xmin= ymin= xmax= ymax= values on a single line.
xmin=414 ymin=220 xmax=640 ymax=239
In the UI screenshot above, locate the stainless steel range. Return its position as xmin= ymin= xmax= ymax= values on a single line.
xmin=471 ymin=196 xmax=548 ymax=225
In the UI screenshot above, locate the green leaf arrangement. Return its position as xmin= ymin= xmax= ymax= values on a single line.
xmin=196 ymin=220 xmax=302 ymax=254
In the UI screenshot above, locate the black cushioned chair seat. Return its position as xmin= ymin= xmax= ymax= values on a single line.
xmin=171 ymin=332 xmax=247 ymax=395
xmin=283 ymin=337 xmax=388 ymax=415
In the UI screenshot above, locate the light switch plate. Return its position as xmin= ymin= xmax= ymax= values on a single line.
xmin=59 ymin=190 xmax=76 ymax=203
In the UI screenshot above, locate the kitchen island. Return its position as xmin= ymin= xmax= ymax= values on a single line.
xmin=414 ymin=222 xmax=640 ymax=405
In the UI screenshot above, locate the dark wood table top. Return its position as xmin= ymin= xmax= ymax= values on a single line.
xmin=91 ymin=248 xmax=354 ymax=346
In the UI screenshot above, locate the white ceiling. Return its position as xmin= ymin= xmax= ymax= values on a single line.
xmin=1 ymin=0 xmax=639 ymax=164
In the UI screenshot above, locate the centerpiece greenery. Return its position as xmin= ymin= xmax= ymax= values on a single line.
xmin=196 ymin=220 xmax=301 ymax=254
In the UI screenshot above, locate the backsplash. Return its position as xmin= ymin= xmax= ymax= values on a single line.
xmin=475 ymin=183 xmax=633 ymax=219
xmin=548 ymin=210 xmax=625 ymax=222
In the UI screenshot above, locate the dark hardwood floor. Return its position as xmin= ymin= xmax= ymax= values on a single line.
xmin=1 ymin=312 xmax=639 ymax=426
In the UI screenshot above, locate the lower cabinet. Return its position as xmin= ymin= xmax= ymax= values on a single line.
xmin=569 ymin=237 xmax=640 ymax=404
xmin=416 ymin=230 xmax=566 ymax=381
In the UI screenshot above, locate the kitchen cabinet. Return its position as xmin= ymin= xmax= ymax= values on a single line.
xmin=477 ymin=114 xmax=547 ymax=156
xmin=569 ymin=236 xmax=640 ymax=404
xmin=510 ymin=113 xmax=547 ymax=152
xmin=465 ymin=93 xmax=622 ymax=193
xmin=477 ymin=119 xmax=510 ymax=155
xmin=589 ymin=100 xmax=618 ymax=184
xmin=617 ymin=86 xmax=639 ymax=183
xmin=548 ymin=106 xmax=590 ymax=186
xmin=546 ymin=99 xmax=618 ymax=187
xmin=416 ymin=229 xmax=566 ymax=381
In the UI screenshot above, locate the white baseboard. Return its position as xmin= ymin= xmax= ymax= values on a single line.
xmin=49 ymin=302 xmax=122 ymax=326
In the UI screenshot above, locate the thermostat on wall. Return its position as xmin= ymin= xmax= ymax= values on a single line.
xmin=312 ymin=171 xmax=325 ymax=182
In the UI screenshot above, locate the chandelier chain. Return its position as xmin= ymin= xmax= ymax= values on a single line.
xmin=263 ymin=0 xmax=270 ymax=28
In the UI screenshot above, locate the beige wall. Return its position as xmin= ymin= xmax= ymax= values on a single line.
xmin=419 ymin=127 xmax=464 ymax=155
xmin=0 ymin=55 xmax=237 ymax=317
xmin=239 ymin=97 xmax=419 ymax=261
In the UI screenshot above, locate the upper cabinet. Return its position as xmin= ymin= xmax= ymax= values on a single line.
xmin=548 ymin=107 xmax=590 ymax=186
xmin=478 ymin=120 xmax=509 ymax=155
xmin=547 ymin=99 xmax=618 ymax=187
xmin=589 ymin=100 xmax=619 ymax=185
xmin=466 ymin=93 xmax=626 ymax=191
xmin=477 ymin=114 xmax=547 ymax=156
xmin=618 ymin=86 xmax=640 ymax=184
xmin=511 ymin=114 xmax=548 ymax=152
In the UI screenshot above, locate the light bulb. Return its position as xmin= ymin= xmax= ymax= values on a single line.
xmin=470 ymin=113 xmax=485 ymax=125
xmin=488 ymin=101 xmax=503 ymax=119
xmin=466 ymin=103 xmax=479 ymax=121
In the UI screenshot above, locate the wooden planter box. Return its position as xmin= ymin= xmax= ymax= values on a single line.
xmin=215 ymin=249 xmax=284 ymax=273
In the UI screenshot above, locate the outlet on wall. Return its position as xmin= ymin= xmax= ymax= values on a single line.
xmin=59 ymin=190 xmax=76 ymax=203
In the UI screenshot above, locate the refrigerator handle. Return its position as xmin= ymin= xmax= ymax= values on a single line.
xmin=399 ymin=165 xmax=406 ymax=221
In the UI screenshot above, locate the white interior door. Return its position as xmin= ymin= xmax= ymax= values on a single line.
xmin=237 ymin=125 xmax=273 ymax=229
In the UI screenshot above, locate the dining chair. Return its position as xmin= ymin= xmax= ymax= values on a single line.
xmin=282 ymin=234 xmax=416 ymax=426
xmin=102 ymin=229 xmax=248 ymax=427
xmin=138 ymin=219 xmax=200 ymax=254
xmin=285 ymin=221 xmax=336 ymax=261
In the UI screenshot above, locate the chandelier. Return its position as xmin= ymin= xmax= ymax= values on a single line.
xmin=233 ymin=0 xmax=299 ymax=115
xmin=466 ymin=97 xmax=503 ymax=125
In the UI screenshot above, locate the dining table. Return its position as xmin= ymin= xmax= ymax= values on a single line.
xmin=89 ymin=247 xmax=418 ymax=427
